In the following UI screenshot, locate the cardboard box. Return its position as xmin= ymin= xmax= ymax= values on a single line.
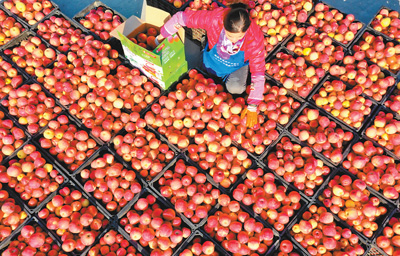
xmin=110 ymin=2 xmax=187 ymax=89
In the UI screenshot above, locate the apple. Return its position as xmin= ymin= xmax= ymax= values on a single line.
xmin=3 ymin=0 xmax=56 ymax=26
xmin=370 ymin=8 xmax=400 ymax=42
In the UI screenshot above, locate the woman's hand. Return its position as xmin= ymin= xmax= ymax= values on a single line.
xmin=241 ymin=105 xmax=258 ymax=128
xmin=155 ymin=35 xmax=164 ymax=46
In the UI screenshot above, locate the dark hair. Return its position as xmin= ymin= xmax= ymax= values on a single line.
xmin=224 ymin=3 xmax=251 ymax=33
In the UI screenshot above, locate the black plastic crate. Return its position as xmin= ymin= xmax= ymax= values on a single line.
xmin=283 ymin=22 xmax=348 ymax=71
xmin=350 ymin=27 xmax=400 ymax=77
xmin=72 ymin=145 xmax=147 ymax=218
xmin=308 ymin=74 xmax=379 ymax=134
xmin=382 ymin=81 xmax=400 ymax=117
xmin=0 ymin=51 xmax=31 ymax=103
xmin=332 ymin=52 xmax=398 ymax=105
xmin=86 ymin=225 xmax=146 ymax=256
xmin=35 ymin=180 xmax=112 ymax=256
xmin=0 ymin=5 xmax=29 ymax=51
xmin=200 ymin=198 xmax=280 ymax=256
xmin=316 ymin=167 xmax=395 ymax=243
xmin=271 ymin=234 xmax=308 ymax=256
xmin=342 ymin=136 xmax=400 ymax=207
xmin=146 ymin=0 xmax=185 ymax=15
xmin=287 ymin=102 xmax=358 ymax=166
xmin=175 ymin=229 xmax=230 ymax=256
xmin=73 ymin=0 xmax=126 ymax=44
xmin=288 ymin=201 xmax=370 ymax=256
xmin=0 ymin=105 xmax=31 ymax=166
xmin=1 ymin=142 xmax=68 ymax=214
xmin=150 ymin=153 xmax=223 ymax=228
xmin=33 ymin=111 xmax=104 ymax=175
xmin=0 ymin=81 xmax=65 ymax=137
xmin=117 ymin=187 xmax=194 ymax=256
xmin=371 ymin=208 xmax=400 ymax=256
xmin=0 ymin=184 xmax=30 ymax=247
xmin=182 ymin=0 xmax=225 ymax=43
xmin=1 ymin=0 xmax=59 ymax=28
xmin=230 ymin=164 xmax=309 ymax=236
xmin=265 ymin=47 xmax=327 ymax=100
xmin=109 ymin=125 xmax=179 ymax=183
xmin=305 ymin=1 xmax=366 ymax=49
xmin=261 ymin=77 xmax=305 ymax=131
xmin=361 ymin=106 xmax=400 ymax=161
xmin=0 ymin=216 xmax=63 ymax=255
xmin=1 ymin=30 xmax=59 ymax=76
xmin=32 ymin=10 xmax=91 ymax=53
xmin=368 ymin=6 xmax=400 ymax=43
xmin=260 ymin=131 xmax=337 ymax=202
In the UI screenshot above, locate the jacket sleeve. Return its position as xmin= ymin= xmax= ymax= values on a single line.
xmin=160 ymin=11 xmax=188 ymax=38
xmin=246 ymin=23 xmax=266 ymax=106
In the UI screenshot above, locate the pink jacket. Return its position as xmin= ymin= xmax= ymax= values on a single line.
xmin=161 ymin=7 xmax=266 ymax=106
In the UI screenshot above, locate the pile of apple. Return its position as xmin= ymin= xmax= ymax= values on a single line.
xmin=87 ymin=228 xmax=142 ymax=256
xmin=129 ymin=27 xmax=159 ymax=51
xmin=0 ymin=110 xmax=26 ymax=163
xmin=290 ymin=107 xmax=354 ymax=164
xmin=365 ymin=110 xmax=400 ymax=157
xmin=78 ymin=6 xmax=123 ymax=41
xmin=119 ymin=193 xmax=192 ymax=256
xmin=185 ymin=0 xmax=220 ymax=11
xmin=232 ymin=168 xmax=303 ymax=232
xmin=307 ymin=3 xmax=363 ymax=45
xmin=285 ymin=26 xmax=345 ymax=71
xmin=370 ymin=8 xmax=400 ymax=42
xmin=80 ymin=153 xmax=142 ymax=213
xmin=343 ymin=140 xmax=400 ymax=201
xmin=0 ymin=9 xmax=25 ymax=46
xmin=250 ymin=3 xmax=299 ymax=45
xmin=290 ymin=204 xmax=365 ymax=255
xmin=258 ymin=84 xmax=302 ymax=126
xmin=0 ymin=144 xmax=65 ymax=208
xmin=144 ymin=69 xmax=225 ymax=149
xmin=312 ymin=79 xmax=374 ymax=129
xmin=385 ymin=88 xmax=400 ymax=115
xmin=204 ymin=195 xmax=275 ymax=255
xmin=36 ymin=15 xmax=87 ymax=53
xmin=39 ymin=114 xmax=100 ymax=172
xmin=352 ymin=31 xmax=400 ymax=74
xmin=180 ymin=236 xmax=218 ymax=256
xmin=3 ymin=0 xmax=55 ymax=26
xmin=265 ymin=136 xmax=332 ymax=197
xmin=1 ymin=83 xmax=63 ymax=135
xmin=2 ymin=223 xmax=68 ymax=256
xmin=0 ymin=56 xmax=25 ymax=100
xmin=189 ymin=129 xmax=252 ymax=188
xmin=319 ymin=173 xmax=389 ymax=238
xmin=156 ymin=158 xmax=220 ymax=224
xmin=0 ymin=185 xmax=29 ymax=242
xmin=113 ymin=127 xmax=176 ymax=180
xmin=266 ymin=51 xmax=325 ymax=98
xmin=224 ymin=112 xmax=279 ymax=156
xmin=330 ymin=55 xmax=397 ymax=102
xmin=38 ymin=186 xmax=109 ymax=253
xmin=375 ymin=213 xmax=400 ymax=255
xmin=258 ymin=0 xmax=313 ymax=22
xmin=3 ymin=35 xmax=57 ymax=76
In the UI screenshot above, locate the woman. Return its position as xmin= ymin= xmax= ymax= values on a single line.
xmin=157 ymin=2 xmax=266 ymax=128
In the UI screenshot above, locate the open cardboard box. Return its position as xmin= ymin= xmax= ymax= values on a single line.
xmin=111 ymin=1 xmax=187 ymax=89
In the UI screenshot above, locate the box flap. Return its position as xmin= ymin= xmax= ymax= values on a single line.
xmin=141 ymin=5 xmax=171 ymax=26
xmin=110 ymin=15 xmax=144 ymax=39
